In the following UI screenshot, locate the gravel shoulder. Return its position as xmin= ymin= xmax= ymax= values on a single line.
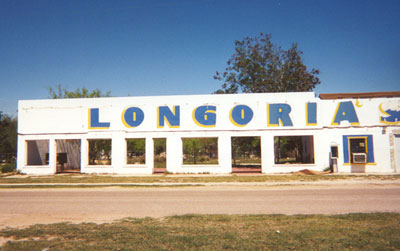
xmin=1 ymin=177 xmax=400 ymax=188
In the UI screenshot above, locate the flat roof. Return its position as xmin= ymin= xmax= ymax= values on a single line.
xmin=319 ymin=91 xmax=400 ymax=99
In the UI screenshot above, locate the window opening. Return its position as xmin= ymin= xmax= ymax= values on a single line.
xmin=126 ymin=138 xmax=145 ymax=165
xmin=349 ymin=137 xmax=367 ymax=163
xmin=153 ymin=138 xmax=166 ymax=173
xmin=330 ymin=146 xmax=338 ymax=158
xmin=26 ymin=140 xmax=49 ymax=166
xmin=88 ymin=139 xmax=111 ymax=165
xmin=231 ymin=137 xmax=261 ymax=173
xmin=56 ymin=139 xmax=81 ymax=173
xmin=182 ymin=138 xmax=218 ymax=165
xmin=274 ymin=136 xmax=314 ymax=164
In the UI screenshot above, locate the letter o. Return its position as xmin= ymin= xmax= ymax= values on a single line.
xmin=122 ymin=107 xmax=144 ymax=128
xmin=230 ymin=105 xmax=253 ymax=127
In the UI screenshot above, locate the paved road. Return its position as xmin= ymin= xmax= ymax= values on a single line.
xmin=1 ymin=185 xmax=400 ymax=228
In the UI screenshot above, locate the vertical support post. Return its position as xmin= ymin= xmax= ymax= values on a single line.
xmin=112 ymin=133 xmax=125 ymax=172
xmin=146 ymin=137 xmax=154 ymax=172
xmin=49 ymin=138 xmax=56 ymax=174
xmin=261 ymin=134 xmax=274 ymax=173
xmin=17 ymin=136 xmax=25 ymax=171
xmin=218 ymin=135 xmax=232 ymax=173
xmin=81 ymin=137 xmax=88 ymax=173
xmin=166 ymin=135 xmax=181 ymax=173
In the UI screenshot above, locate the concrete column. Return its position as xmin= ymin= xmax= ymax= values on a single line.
xmin=166 ymin=135 xmax=182 ymax=173
xmin=49 ymin=138 xmax=56 ymax=174
xmin=17 ymin=136 xmax=26 ymax=171
xmin=80 ymin=137 xmax=88 ymax=172
xmin=112 ymin=133 xmax=125 ymax=171
xmin=261 ymin=134 xmax=274 ymax=173
xmin=218 ymin=135 xmax=232 ymax=173
xmin=146 ymin=137 xmax=154 ymax=172
xmin=312 ymin=131 xmax=329 ymax=171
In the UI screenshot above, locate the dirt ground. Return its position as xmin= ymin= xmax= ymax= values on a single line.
xmin=0 ymin=183 xmax=399 ymax=230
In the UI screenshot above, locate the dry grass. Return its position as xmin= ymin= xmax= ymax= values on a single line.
xmin=0 ymin=173 xmax=399 ymax=185
xmin=1 ymin=213 xmax=399 ymax=250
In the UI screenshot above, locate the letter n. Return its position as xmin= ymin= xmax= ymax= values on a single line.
xmin=157 ymin=106 xmax=180 ymax=128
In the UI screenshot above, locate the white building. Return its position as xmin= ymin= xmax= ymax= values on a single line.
xmin=17 ymin=92 xmax=400 ymax=175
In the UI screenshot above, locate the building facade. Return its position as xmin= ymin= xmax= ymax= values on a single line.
xmin=17 ymin=92 xmax=400 ymax=175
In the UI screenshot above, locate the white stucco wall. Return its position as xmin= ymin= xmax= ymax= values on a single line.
xmin=17 ymin=92 xmax=400 ymax=175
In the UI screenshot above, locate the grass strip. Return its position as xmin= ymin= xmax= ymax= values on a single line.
xmin=1 ymin=213 xmax=399 ymax=250
xmin=0 ymin=184 xmax=203 ymax=189
xmin=1 ymin=174 xmax=400 ymax=184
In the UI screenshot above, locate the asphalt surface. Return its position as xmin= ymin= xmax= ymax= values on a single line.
xmin=1 ymin=184 xmax=400 ymax=229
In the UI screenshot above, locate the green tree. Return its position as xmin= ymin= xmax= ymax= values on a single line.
xmin=127 ymin=139 xmax=145 ymax=154
xmin=153 ymin=138 xmax=166 ymax=169
xmin=274 ymin=136 xmax=304 ymax=164
xmin=182 ymin=138 xmax=218 ymax=164
xmin=48 ymin=84 xmax=111 ymax=99
xmin=154 ymin=139 xmax=166 ymax=155
xmin=214 ymin=33 xmax=320 ymax=93
xmin=231 ymin=137 xmax=260 ymax=165
xmin=0 ymin=113 xmax=18 ymax=162
xmin=183 ymin=138 xmax=201 ymax=164
xmin=88 ymin=139 xmax=111 ymax=165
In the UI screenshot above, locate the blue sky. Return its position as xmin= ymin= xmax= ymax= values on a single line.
xmin=1 ymin=0 xmax=399 ymax=116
